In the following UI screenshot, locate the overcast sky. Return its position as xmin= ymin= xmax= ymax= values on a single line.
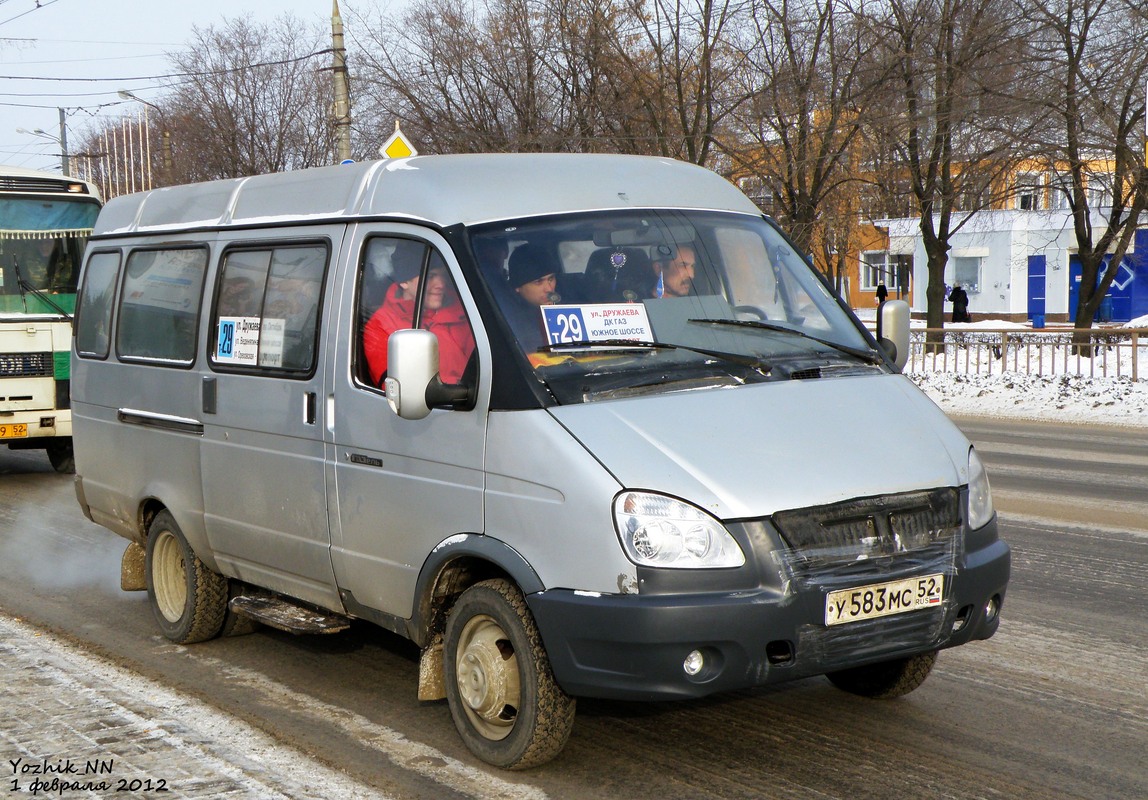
xmin=0 ymin=0 xmax=392 ymax=174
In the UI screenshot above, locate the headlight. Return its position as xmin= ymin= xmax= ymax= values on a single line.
xmin=967 ymin=448 xmax=994 ymax=530
xmin=613 ymin=491 xmax=745 ymax=568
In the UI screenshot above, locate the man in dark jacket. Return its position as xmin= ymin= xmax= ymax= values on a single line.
xmin=949 ymin=284 xmax=970 ymax=323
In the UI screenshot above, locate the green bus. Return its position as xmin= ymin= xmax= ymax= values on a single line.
xmin=0 ymin=165 xmax=101 ymax=472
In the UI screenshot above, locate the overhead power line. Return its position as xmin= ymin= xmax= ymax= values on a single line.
xmin=0 ymin=0 xmax=63 ymax=28
xmin=0 ymin=88 xmax=133 ymax=97
xmin=0 ymin=48 xmax=335 ymax=83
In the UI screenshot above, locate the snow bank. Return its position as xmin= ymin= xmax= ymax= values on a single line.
xmin=910 ymin=371 xmax=1148 ymax=426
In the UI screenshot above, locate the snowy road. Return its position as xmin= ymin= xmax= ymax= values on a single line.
xmin=2 ymin=417 xmax=1146 ymax=799
xmin=955 ymin=415 xmax=1148 ymax=531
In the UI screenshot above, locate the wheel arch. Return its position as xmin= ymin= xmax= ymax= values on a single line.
xmin=410 ymin=534 xmax=544 ymax=648
xmin=134 ymin=497 xmax=220 ymax=572
xmin=137 ymin=497 xmax=167 ymax=543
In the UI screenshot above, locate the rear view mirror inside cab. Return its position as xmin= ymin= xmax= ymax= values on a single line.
xmin=593 ymin=223 xmax=697 ymax=248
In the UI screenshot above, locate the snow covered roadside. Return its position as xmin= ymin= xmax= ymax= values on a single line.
xmin=909 ymin=371 xmax=1148 ymax=427
xmin=851 ymin=308 xmax=1148 ymax=427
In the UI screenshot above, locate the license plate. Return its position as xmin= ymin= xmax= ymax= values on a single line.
xmin=825 ymin=573 xmax=944 ymax=626
xmin=0 ymin=423 xmax=28 ymax=439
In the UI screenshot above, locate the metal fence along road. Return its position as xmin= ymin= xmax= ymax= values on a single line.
xmin=866 ymin=326 xmax=1148 ymax=380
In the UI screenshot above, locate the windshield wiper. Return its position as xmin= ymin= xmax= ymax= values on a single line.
xmin=11 ymin=258 xmax=72 ymax=320
xmin=543 ymin=338 xmax=770 ymax=372
xmin=688 ymin=318 xmax=883 ymax=365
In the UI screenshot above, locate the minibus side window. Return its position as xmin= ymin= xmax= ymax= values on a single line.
xmin=358 ymin=237 xmax=425 ymax=388
xmin=264 ymin=246 xmax=325 ymax=370
xmin=211 ymin=244 xmax=326 ymax=373
xmin=75 ymin=250 xmax=121 ymax=359
xmin=117 ymin=247 xmax=208 ymax=364
xmin=357 ymin=238 xmax=475 ymax=390
xmin=415 ymin=251 xmax=476 ymax=386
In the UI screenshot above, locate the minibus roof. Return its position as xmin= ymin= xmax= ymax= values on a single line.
xmin=91 ymin=153 xmax=762 ymax=236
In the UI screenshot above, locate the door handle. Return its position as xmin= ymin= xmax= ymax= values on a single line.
xmin=304 ymin=391 xmax=317 ymax=425
xmin=202 ymin=377 xmax=217 ymax=414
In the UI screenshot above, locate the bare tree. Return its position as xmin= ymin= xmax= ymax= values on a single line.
xmin=541 ymin=0 xmax=661 ymax=154
xmin=867 ymin=0 xmax=1037 ymax=335
xmin=616 ymin=0 xmax=748 ymax=165
xmin=726 ymin=0 xmax=886 ymax=280
xmin=352 ymin=0 xmax=566 ymax=155
xmin=166 ymin=16 xmax=336 ymax=181
xmin=1022 ymin=0 xmax=1148 ymax=347
xmin=75 ymin=15 xmax=335 ymax=189
xmin=353 ymin=0 xmax=747 ymax=165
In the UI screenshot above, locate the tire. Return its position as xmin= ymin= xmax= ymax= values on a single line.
xmin=826 ymin=650 xmax=938 ymax=699
xmin=145 ymin=510 xmax=228 ymax=644
xmin=219 ymin=583 xmax=261 ymax=638
xmin=219 ymin=608 xmax=261 ymax=637
xmin=46 ymin=440 xmax=74 ymax=474
xmin=444 ymin=579 xmax=576 ymax=769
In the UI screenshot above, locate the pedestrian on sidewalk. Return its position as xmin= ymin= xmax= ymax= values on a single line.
xmin=949 ymin=284 xmax=971 ymax=323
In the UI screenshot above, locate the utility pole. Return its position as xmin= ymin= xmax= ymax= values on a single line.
xmin=58 ymin=107 xmax=70 ymax=176
xmin=331 ymin=0 xmax=352 ymax=162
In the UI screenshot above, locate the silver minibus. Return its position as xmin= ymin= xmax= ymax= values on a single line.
xmin=72 ymin=154 xmax=1009 ymax=768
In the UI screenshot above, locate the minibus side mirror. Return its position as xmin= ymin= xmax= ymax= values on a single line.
xmin=876 ymin=299 xmax=910 ymax=371
xmin=385 ymin=329 xmax=472 ymax=420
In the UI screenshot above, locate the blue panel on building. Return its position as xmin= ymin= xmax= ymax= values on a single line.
xmin=1027 ymin=255 xmax=1046 ymax=320
xmin=1131 ymin=229 xmax=1148 ymax=322
xmin=1068 ymin=234 xmax=1148 ymax=324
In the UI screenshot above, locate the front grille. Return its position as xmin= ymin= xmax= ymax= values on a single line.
xmin=774 ymin=487 xmax=960 ymax=572
xmin=773 ymin=488 xmax=963 ymax=664
xmin=0 ymin=352 xmax=53 ymax=377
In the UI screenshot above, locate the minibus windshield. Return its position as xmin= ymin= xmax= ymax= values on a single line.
xmin=469 ymin=210 xmax=880 ymax=403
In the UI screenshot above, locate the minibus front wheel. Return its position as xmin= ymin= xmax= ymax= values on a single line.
xmin=826 ymin=650 xmax=938 ymax=698
xmin=444 ymin=579 xmax=576 ymax=769
xmin=145 ymin=510 xmax=228 ymax=644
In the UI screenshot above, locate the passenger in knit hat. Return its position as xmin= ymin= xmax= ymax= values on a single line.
xmin=387 ymin=238 xmax=426 ymax=285
xmin=503 ymin=243 xmax=561 ymax=351
xmin=508 ymin=243 xmax=560 ymax=306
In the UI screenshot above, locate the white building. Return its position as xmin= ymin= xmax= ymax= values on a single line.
xmin=883 ymin=208 xmax=1146 ymax=323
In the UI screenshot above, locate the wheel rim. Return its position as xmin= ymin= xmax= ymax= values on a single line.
xmin=152 ymin=530 xmax=187 ymax=624
xmin=455 ymin=614 xmax=520 ymax=741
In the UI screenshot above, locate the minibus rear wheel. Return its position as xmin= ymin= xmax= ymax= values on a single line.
xmin=826 ymin=650 xmax=938 ymax=698
xmin=145 ymin=510 xmax=228 ymax=644
xmin=46 ymin=440 xmax=74 ymax=473
xmin=443 ymin=579 xmax=576 ymax=769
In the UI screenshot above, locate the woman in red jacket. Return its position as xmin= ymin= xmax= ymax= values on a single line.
xmin=363 ymin=253 xmax=475 ymax=387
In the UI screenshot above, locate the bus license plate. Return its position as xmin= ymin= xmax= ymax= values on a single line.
xmin=825 ymin=574 xmax=944 ymax=626
xmin=0 ymin=423 xmax=28 ymax=439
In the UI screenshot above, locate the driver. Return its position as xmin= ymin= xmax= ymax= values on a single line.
xmin=651 ymin=243 xmax=697 ymax=298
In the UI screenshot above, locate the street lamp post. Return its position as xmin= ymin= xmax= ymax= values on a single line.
xmin=118 ymin=90 xmax=172 ymax=186
xmin=16 ymin=113 xmax=69 ymax=176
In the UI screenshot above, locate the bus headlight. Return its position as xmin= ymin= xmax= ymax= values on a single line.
xmin=614 ymin=491 xmax=745 ymax=568
xmin=967 ymin=448 xmax=994 ymax=530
